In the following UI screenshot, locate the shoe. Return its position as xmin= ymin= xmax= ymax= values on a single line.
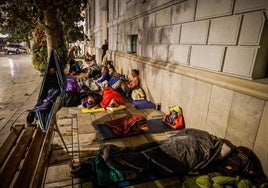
xmin=26 ymin=111 xmax=35 ymax=124
xmin=69 ymin=162 xmax=92 ymax=179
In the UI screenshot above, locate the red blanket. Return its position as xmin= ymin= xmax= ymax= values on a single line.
xmin=104 ymin=114 xmax=149 ymax=136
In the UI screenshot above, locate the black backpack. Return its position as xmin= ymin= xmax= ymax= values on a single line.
xmin=217 ymin=146 xmax=266 ymax=179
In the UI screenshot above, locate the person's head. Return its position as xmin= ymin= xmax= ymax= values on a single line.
xmin=108 ymin=98 xmax=119 ymax=107
xmin=107 ymin=63 xmax=114 ymax=69
xmin=131 ymin=69 xmax=139 ymax=77
xmin=104 ymin=39 xmax=108 ymax=44
xmin=48 ymin=67 xmax=56 ymax=74
xmin=85 ymin=58 xmax=90 ymax=63
xmin=85 ymin=53 xmax=91 ymax=59
xmin=106 ymin=61 xmax=113 ymax=66
xmin=77 ymin=60 xmax=83 ymax=66
xmin=101 ymin=66 xmax=109 ymax=73
xmin=85 ymin=57 xmax=93 ymax=63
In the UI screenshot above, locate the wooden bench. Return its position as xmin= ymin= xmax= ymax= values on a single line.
xmin=0 ymin=98 xmax=63 ymax=188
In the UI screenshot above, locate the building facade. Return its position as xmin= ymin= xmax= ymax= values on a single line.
xmin=85 ymin=0 xmax=268 ymax=175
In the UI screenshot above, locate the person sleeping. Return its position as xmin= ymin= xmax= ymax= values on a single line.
xmin=69 ymin=128 xmax=240 ymax=186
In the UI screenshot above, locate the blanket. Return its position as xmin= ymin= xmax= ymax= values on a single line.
xmin=132 ymin=99 xmax=156 ymax=109
xmin=104 ymin=114 xmax=149 ymax=137
xmin=81 ymin=107 xmax=105 ymax=113
xmin=98 ymin=118 xmax=174 ymax=140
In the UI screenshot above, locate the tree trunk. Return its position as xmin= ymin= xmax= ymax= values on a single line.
xmin=37 ymin=0 xmax=68 ymax=67
xmin=43 ymin=6 xmax=59 ymax=58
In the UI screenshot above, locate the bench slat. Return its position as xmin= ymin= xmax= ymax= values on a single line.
xmin=0 ymin=126 xmax=36 ymax=188
xmin=0 ymin=125 xmax=25 ymax=167
xmin=13 ymin=126 xmax=45 ymax=188
xmin=31 ymin=118 xmax=57 ymax=188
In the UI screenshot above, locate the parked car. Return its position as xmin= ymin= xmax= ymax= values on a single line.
xmin=5 ymin=44 xmax=27 ymax=54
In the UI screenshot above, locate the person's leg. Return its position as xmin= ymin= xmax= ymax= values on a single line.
xmin=101 ymin=80 xmax=108 ymax=89
xmin=113 ymin=80 xmax=130 ymax=97
xmin=125 ymin=87 xmax=131 ymax=98
xmin=90 ymin=81 xmax=101 ymax=91
xmin=111 ymin=79 xmax=122 ymax=90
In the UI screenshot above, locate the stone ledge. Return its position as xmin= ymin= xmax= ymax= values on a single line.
xmin=116 ymin=51 xmax=268 ymax=101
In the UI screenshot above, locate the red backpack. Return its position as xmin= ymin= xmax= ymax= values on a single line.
xmin=162 ymin=105 xmax=184 ymax=129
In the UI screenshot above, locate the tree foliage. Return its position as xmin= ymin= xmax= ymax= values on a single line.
xmin=0 ymin=0 xmax=87 ymax=71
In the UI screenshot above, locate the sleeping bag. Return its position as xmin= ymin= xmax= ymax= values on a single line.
xmin=100 ymin=87 xmax=124 ymax=108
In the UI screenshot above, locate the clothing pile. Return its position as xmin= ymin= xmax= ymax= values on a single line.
xmin=26 ymin=88 xmax=60 ymax=125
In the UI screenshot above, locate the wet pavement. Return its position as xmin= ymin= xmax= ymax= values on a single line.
xmin=0 ymin=53 xmax=42 ymax=147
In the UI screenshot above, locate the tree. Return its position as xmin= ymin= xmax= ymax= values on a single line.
xmin=0 ymin=0 xmax=86 ymax=72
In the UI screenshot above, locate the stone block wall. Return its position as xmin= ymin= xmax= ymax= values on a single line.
xmin=108 ymin=0 xmax=268 ymax=80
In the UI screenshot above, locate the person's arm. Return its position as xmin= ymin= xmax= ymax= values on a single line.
xmin=97 ymin=73 xmax=110 ymax=83
xmin=89 ymin=61 xmax=95 ymax=67
xmin=75 ymin=72 xmax=88 ymax=82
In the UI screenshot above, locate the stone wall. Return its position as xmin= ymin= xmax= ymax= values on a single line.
xmin=108 ymin=0 xmax=268 ymax=80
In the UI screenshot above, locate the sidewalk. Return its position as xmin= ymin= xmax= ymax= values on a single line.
xmin=0 ymin=54 xmax=42 ymax=147
xmin=43 ymin=100 xmax=183 ymax=187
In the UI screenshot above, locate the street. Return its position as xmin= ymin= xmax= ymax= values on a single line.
xmin=0 ymin=53 xmax=42 ymax=147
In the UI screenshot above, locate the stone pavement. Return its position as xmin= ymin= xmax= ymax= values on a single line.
xmin=43 ymin=100 xmax=183 ymax=188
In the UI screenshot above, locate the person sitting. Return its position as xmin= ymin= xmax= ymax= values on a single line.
xmin=69 ymin=60 xmax=84 ymax=76
xmin=85 ymin=52 xmax=91 ymax=59
xmin=105 ymin=63 xmax=124 ymax=90
xmin=79 ymin=59 xmax=90 ymax=73
xmin=126 ymin=69 xmax=140 ymax=88
xmin=111 ymin=69 xmax=140 ymax=97
xmin=86 ymin=57 xmax=101 ymax=79
xmin=107 ymin=62 xmax=119 ymax=77
xmin=96 ymin=66 xmax=111 ymax=89
xmin=75 ymin=57 xmax=101 ymax=82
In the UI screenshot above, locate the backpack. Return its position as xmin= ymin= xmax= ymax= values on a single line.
xmin=66 ymin=77 xmax=81 ymax=93
xmin=217 ymin=146 xmax=266 ymax=179
xmin=162 ymin=105 xmax=184 ymax=129
xmin=131 ymin=87 xmax=145 ymax=100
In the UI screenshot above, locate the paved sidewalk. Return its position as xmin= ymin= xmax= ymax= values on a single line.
xmin=0 ymin=54 xmax=42 ymax=147
xmin=43 ymin=100 xmax=183 ymax=188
